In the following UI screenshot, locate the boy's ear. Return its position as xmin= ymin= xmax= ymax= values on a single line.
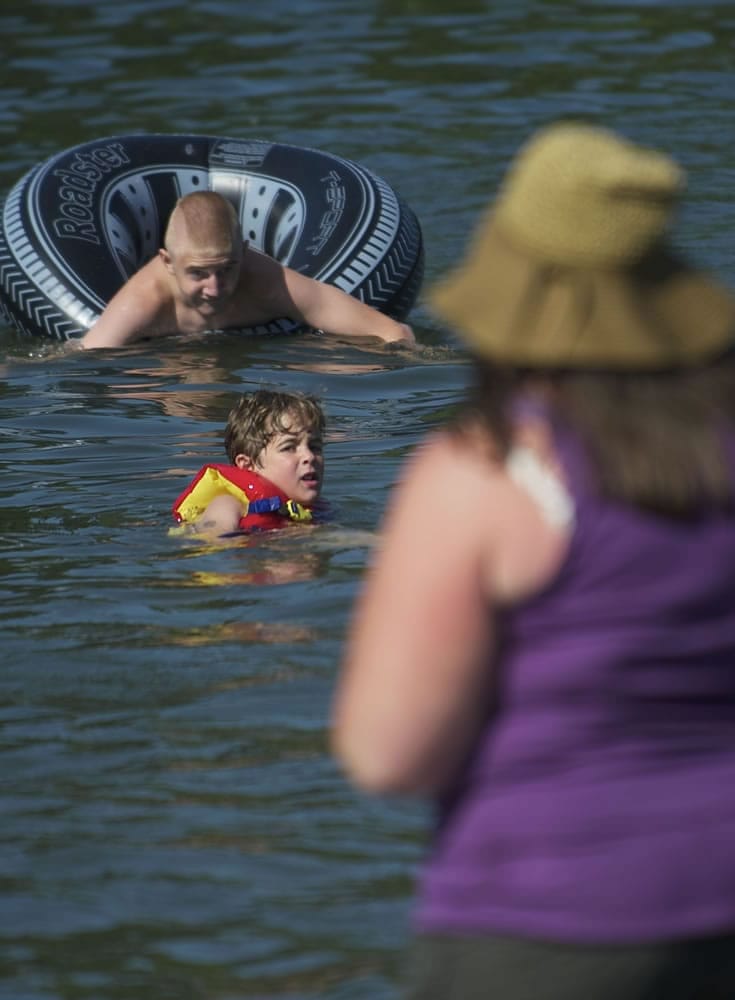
xmin=234 ymin=454 xmax=255 ymax=470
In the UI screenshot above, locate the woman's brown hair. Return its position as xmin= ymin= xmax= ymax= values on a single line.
xmin=460 ymin=352 xmax=735 ymax=518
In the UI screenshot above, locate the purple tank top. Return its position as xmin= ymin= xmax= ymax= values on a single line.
xmin=416 ymin=428 xmax=735 ymax=944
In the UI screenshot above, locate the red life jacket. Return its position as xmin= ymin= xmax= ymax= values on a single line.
xmin=172 ymin=464 xmax=313 ymax=532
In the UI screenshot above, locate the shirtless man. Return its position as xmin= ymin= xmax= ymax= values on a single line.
xmin=80 ymin=191 xmax=416 ymax=349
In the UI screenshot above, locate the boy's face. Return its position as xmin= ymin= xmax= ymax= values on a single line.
xmin=236 ymin=416 xmax=324 ymax=505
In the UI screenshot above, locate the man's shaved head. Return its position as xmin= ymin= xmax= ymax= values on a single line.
xmin=164 ymin=191 xmax=241 ymax=259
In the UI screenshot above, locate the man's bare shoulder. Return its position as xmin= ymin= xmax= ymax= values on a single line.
xmin=128 ymin=254 xmax=172 ymax=294
xmin=238 ymin=244 xmax=283 ymax=282
xmin=80 ymin=256 xmax=175 ymax=347
xmin=113 ymin=256 xmax=175 ymax=332
xmin=234 ymin=245 xmax=292 ymax=312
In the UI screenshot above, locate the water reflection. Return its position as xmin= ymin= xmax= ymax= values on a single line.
xmin=162 ymin=619 xmax=320 ymax=647
xmin=170 ymin=542 xmax=329 ymax=588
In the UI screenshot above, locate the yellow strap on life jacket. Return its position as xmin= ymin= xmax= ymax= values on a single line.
xmin=284 ymin=499 xmax=312 ymax=523
xmin=175 ymin=467 xmax=249 ymax=523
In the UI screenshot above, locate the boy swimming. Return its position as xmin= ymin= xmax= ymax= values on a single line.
xmin=172 ymin=389 xmax=326 ymax=535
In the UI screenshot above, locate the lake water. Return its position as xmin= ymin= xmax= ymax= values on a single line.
xmin=1 ymin=3 xmax=734 ymax=998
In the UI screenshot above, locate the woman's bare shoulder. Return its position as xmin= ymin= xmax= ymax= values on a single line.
xmin=409 ymin=426 xmax=572 ymax=606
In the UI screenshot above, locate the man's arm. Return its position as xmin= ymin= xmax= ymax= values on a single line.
xmin=286 ymin=267 xmax=416 ymax=345
xmin=248 ymin=251 xmax=416 ymax=346
xmin=79 ymin=260 xmax=168 ymax=349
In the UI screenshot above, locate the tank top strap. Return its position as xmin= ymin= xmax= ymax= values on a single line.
xmin=506 ymin=394 xmax=592 ymax=529
xmin=505 ymin=446 xmax=576 ymax=529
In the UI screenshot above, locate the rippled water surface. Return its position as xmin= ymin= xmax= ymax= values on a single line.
xmin=1 ymin=2 xmax=734 ymax=997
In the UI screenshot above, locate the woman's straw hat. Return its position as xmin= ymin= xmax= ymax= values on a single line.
xmin=429 ymin=122 xmax=735 ymax=369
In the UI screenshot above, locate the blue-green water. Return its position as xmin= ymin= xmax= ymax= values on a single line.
xmin=1 ymin=3 xmax=734 ymax=997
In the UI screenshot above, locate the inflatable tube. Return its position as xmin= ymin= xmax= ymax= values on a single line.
xmin=0 ymin=133 xmax=424 ymax=340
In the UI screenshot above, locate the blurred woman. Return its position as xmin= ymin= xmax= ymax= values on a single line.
xmin=331 ymin=122 xmax=735 ymax=999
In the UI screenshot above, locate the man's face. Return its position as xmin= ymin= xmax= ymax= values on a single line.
xmin=164 ymin=244 xmax=242 ymax=315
